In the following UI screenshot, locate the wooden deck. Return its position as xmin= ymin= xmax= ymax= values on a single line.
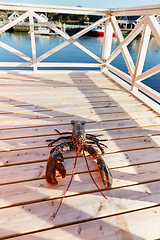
xmin=0 ymin=71 xmax=160 ymax=239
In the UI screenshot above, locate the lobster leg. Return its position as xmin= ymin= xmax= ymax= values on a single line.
xmin=45 ymin=142 xmax=72 ymax=184
xmin=46 ymin=136 xmax=72 ymax=147
xmin=83 ymin=144 xmax=113 ymax=188
xmin=86 ymin=133 xmax=108 ymax=142
xmin=86 ymin=134 xmax=108 ymax=151
xmin=86 ymin=134 xmax=108 ymax=148
xmin=85 ymin=141 xmax=105 ymax=155
xmin=54 ymin=129 xmax=72 ymax=135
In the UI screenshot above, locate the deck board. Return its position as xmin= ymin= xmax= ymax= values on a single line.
xmin=0 ymin=71 xmax=160 ymax=239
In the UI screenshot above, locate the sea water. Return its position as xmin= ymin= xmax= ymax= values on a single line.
xmin=0 ymin=32 xmax=160 ymax=93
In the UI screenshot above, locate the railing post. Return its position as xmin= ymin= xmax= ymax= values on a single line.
xmin=131 ymin=15 xmax=151 ymax=91
xmin=29 ymin=10 xmax=37 ymax=71
xmin=101 ymin=17 xmax=113 ymax=72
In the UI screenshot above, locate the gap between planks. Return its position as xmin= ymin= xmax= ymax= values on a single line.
xmin=0 ymin=148 xmax=160 ymax=186
xmin=0 ymin=72 xmax=160 ymax=239
xmin=0 ymin=180 xmax=160 ymax=239
xmin=3 ymin=205 xmax=160 ymax=240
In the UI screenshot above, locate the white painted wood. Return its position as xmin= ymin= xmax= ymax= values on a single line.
xmin=106 ymin=64 xmax=132 ymax=83
xmin=101 ymin=19 xmax=113 ymax=72
xmin=0 ymin=11 xmax=29 ymax=34
xmin=104 ymin=14 xmax=160 ymax=104
xmin=148 ymin=15 xmax=160 ymax=46
xmin=111 ymin=16 xmax=135 ymax=78
xmin=104 ymin=70 xmax=160 ymax=115
xmin=0 ymin=62 xmax=101 ymax=68
xmin=33 ymin=12 xmax=108 ymax=64
xmin=32 ymin=11 xmax=70 ymax=40
xmin=70 ymin=16 xmax=109 ymax=39
xmin=135 ymin=16 xmax=151 ymax=76
xmin=136 ymin=63 xmax=160 ymax=82
xmin=135 ymin=81 xmax=160 ymax=103
xmin=105 ymin=18 xmax=145 ymax=65
xmin=29 ymin=11 xmax=37 ymax=71
xmin=131 ymin=16 xmax=151 ymax=90
xmin=0 ymin=62 xmax=32 ymax=67
xmin=37 ymin=63 xmax=101 ymax=68
xmin=0 ymin=42 xmax=32 ymax=62
xmin=0 ymin=2 xmax=109 ymax=16
xmin=0 ymin=2 xmax=159 ymax=107
xmin=0 ymin=2 xmax=159 ymax=16
xmin=111 ymin=4 xmax=160 ymax=16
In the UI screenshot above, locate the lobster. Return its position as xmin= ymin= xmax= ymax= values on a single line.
xmin=45 ymin=120 xmax=113 ymax=219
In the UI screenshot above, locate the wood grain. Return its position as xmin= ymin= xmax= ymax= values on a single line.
xmin=0 ymin=71 xmax=159 ymax=239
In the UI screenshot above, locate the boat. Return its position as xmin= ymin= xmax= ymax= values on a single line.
xmin=28 ymin=26 xmax=53 ymax=36
xmin=90 ymin=25 xmax=116 ymax=37
xmin=91 ymin=25 xmax=104 ymax=36
xmin=89 ymin=16 xmax=140 ymax=37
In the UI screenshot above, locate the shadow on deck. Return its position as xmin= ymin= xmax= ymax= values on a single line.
xmin=0 ymin=71 xmax=160 ymax=239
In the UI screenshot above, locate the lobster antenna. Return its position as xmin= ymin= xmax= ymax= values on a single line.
xmin=50 ymin=148 xmax=79 ymax=220
xmin=81 ymin=146 xmax=108 ymax=200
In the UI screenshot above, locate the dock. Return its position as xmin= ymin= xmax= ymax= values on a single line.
xmin=0 ymin=71 xmax=160 ymax=239
xmin=0 ymin=2 xmax=160 ymax=239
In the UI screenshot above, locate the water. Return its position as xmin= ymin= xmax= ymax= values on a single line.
xmin=0 ymin=32 xmax=160 ymax=93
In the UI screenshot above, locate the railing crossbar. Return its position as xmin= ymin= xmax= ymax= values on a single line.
xmin=0 ymin=3 xmax=159 ymax=108
xmin=34 ymin=13 xmax=109 ymax=64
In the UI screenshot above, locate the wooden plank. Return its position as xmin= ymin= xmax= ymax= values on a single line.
xmin=0 ymin=89 xmax=129 ymax=99
xmin=0 ymin=109 xmax=155 ymax=124
xmin=0 ymin=74 xmax=123 ymax=86
xmin=0 ymin=115 xmax=159 ymax=131
xmin=0 ymin=86 xmax=132 ymax=98
xmin=0 ymin=100 xmax=143 ymax=114
xmin=0 ymin=181 xmax=160 ymax=238
xmin=0 ymin=149 xmax=160 ymax=187
xmin=0 ymin=116 xmax=159 ymax=140
xmin=0 ymin=70 xmax=159 ymax=240
xmin=10 ymin=205 xmax=160 ymax=240
xmin=0 ymin=86 xmax=125 ymax=95
xmin=0 ymin=92 xmax=128 ymax=101
xmin=0 ymin=94 xmax=133 ymax=104
xmin=0 ymin=161 xmax=160 ymax=207
xmin=0 ymin=80 xmax=117 ymax=87
xmin=0 ymin=104 xmax=150 ymax=119
xmin=0 ymin=71 xmax=104 ymax=78
xmin=0 ymin=77 xmax=119 ymax=83
xmin=0 ymin=102 xmax=145 ymax=116
xmin=0 ymin=6 xmax=160 ymax=240
xmin=0 ymin=144 xmax=159 ymax=168
xmin=0 ymin=124 xmax=160 ymax=152
xmin=0 ymin=73 xmax=111 ymax=80
xmin=0 ymin=94 xmax=134 ymax=103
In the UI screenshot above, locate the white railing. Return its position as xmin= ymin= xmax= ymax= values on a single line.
xmin=0 ymin=2 xmax=160 ymax=112
xmin=102 ymin=5 xmax=160 ymax=113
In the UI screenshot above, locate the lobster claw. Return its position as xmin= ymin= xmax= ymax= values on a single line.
xmin=45 ymin=150 xmax=66 ymax=184
xmin=97 ymin=156 xmax=113 ymax=188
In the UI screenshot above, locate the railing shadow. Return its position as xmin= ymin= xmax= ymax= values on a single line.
xmin=0 ymin=71 xmax=160 ymax=239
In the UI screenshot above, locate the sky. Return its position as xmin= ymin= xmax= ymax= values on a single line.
xmin=2 ymin=0 xmax=160 ymax=9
